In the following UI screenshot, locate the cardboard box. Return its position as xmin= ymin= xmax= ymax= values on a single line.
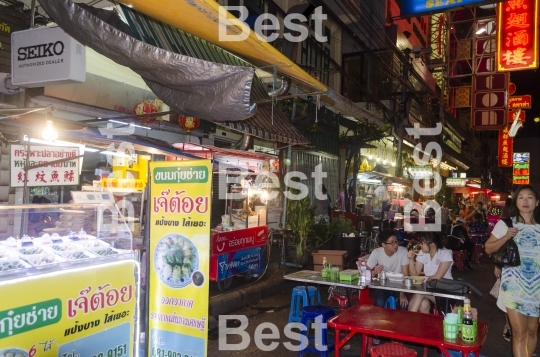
xmin=312 ymin=249 xmax=349 ymax=267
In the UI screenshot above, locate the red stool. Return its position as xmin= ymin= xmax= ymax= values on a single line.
xmin=370 ymin=342 xmax=417 ymax=357
xmin=472 ymin=243 xmax=485 ymax=263
xmin=452 ymin=250 xmax=466 ymax=271
xmin=328 ymin=291 xmax=358 ymax=309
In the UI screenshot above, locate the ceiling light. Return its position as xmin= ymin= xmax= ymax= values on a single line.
xmin=475 ymin=28 xmax=486 ymax=35
xmin=41 ymin=117 xmax=58 ymax=141
xmin=101 ymin=151 xmax=131 ymax=158
xmin=108 ymin=119 xmax=151 ymax=130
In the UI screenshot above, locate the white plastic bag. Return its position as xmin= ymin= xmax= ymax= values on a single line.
xmin=490 ymin=278 xmax=500 ymax=299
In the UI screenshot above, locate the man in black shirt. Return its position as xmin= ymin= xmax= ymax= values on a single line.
xmin=446 ymin=217 xmax=474 ymax=269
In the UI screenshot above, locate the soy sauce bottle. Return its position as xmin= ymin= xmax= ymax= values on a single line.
xmin=462 ymin=298 xmax=473 ymax=325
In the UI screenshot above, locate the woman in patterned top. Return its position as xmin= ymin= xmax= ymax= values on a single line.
xmin=485 ymin=185 xmax=540 ymax=357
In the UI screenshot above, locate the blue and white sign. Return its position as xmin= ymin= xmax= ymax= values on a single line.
xmin=400 ymin=0 xmax=492 ymax=17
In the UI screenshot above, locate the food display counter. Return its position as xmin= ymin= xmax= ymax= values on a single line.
xmin=0 ymin=202 xmax=140 ymax=356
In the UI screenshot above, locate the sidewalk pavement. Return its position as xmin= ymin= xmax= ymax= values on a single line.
xmin=207 ymin=255 xmax=519 ymax=356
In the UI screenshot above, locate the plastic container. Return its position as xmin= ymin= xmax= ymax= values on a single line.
xmin=443 ymin=320 xmax=459 ymax=340
xmin=221 ymin=215 xmax=231 ymax=226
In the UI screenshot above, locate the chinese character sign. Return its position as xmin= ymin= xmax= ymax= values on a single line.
xmin=10 ymin=144 xmax=81 ymax=187
xmin=498 ymin=126 xmax=514 ymax=167
xmin=497 ymin=0 xmax=539 ymax=72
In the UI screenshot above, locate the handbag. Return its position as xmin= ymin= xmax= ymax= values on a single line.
xmin=490 ymin=278 xmax=500 ymax=299
xmin=426 ymin=279 xmax=470 ymax=295
xmin=491 ymin=218 xmax=521 ymax=267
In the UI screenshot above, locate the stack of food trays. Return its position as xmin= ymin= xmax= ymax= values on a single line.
xmin=0 ymin=235 xmax=132 ymax=275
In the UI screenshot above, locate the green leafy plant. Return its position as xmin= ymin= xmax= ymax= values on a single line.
xmin=307 ymin=217 xmax=329 ymax=249
xmin=286 ymin=196 xmax=315 ymax=258
xmin=328 ymin=215 xmax=355 ymax=237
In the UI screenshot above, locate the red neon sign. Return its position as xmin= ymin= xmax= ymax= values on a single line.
xmin=497 ymin=0 xmax=539 ymax=72
xmin=498 ymin=126 xmax=513 ymax=167
xmin=508 ymin=95 xmax=532 ymax=109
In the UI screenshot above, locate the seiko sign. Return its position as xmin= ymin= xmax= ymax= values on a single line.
xmin=17 ymin=41 xmax=65 ymax=60
xmin=11 ymin=26 xmax=85 ymax=87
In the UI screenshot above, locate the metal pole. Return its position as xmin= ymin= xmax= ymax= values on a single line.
xmin=30 ymin=0 xmax=37 ymax=28
xmin=396 ymin=48 xmax=411 ymax=178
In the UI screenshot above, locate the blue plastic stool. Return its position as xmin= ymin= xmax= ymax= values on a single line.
xmin=288 ymin=286 xmax=321 ymax=323
xmin=298 ymin=305 xmax=335 ymax=357
xmin=384 ymin=296 xmax=397 ymax=309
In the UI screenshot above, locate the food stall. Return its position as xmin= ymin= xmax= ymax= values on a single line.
xmin=355 ymin=171 xmax=411 ymax=215
xmin=171 ymin=144 xmax=278 ymax=292
xmin=0 ymin=195 xmax=140 ymax=356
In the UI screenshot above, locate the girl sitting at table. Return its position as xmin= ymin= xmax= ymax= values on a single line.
xmin=407 ymin=232 xmax=453 ymax=314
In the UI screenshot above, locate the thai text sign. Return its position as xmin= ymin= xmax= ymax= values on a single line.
xmin=446 ymin=178 xmax=467 ymax=187
xmin=509 ymin=95 xmax=532 ymax=109
xmin=211 ymin=226 xmax=268 ymax=256
xmin=0 ymin=260 xmax=138 ymax=356
xmin=513 ymin=152 xmax=530 ymax=184
xmin=497 ymin=0 xmax=539 ymax=72
xmin=400 ymin=0 xmax=489 ymax=16
xmin=10 ymin=144 xmax=80 ymax=187
xmin=149 ymin=160 xmax=212 ymax=357
xmin=498 ymin=126 xmax=513 ymax=167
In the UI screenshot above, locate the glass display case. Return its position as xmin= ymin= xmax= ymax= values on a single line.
xmin=0 ymin=203 xmax=135 ymax=280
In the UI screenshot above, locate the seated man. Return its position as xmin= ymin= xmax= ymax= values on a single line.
xmin=446 ymin=217 xmax=474 ymax=269
xmin=367 ymin=229 xmax=410 ymax=309
xmin=467 ymin=212 xmax=488 ymax=243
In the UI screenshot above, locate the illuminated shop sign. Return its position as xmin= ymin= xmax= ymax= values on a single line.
xmin=498 ymin=126 xmax=513 ymax=167
xmin=446 ymin=178 xmax=466 ymax=187
xmin=400 ymin=0 xmax=491 ymax=17
xmin=508 ymin=95 xmax=532 ymax=109
xmin=497 ymin=0 xmax=539 ymax=72
xmin=513 ymin=152 xmax=530 ymax=184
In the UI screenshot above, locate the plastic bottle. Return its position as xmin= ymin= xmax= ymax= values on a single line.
xmin=322 ymin=257 xmax=328 ymax=279
xmin=462 ymin=298 xmax=473 ymax=325
xmin=360 ymin=261 xmax=367 ymax=284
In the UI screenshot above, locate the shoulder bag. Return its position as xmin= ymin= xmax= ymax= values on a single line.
xmin=491 ymin=218 xmax=521 ymax=267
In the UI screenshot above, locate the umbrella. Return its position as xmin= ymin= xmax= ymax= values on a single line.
xmin=453 ymin=186 xmax=491 ymax=194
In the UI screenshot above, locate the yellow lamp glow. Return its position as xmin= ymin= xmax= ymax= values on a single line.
xmin=41 ymin=118 xmax=58 ymax=141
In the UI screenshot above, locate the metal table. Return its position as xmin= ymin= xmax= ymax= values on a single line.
xmin=284 ymin=270 xmax=466 ymax=307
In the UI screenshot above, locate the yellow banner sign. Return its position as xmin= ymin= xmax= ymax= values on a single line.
xmin=100 ymin=178 xmax=146 ymax=190
xmin=0 ymin=260 xmax=139 ymax=356
xmin=149 ymin=160 xmax=212 ymax=357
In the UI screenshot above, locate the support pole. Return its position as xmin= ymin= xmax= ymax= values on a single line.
xmin=395 ymin=48 xmax=411 ymax=178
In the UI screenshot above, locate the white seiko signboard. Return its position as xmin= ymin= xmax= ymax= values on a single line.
xmin=10 ymin=144 xmax=81 ymax=187
xmin=11 ymin=26 xmax=86 ymax=87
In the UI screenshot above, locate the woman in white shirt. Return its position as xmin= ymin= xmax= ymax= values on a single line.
xmin=407 ymin=232 xmax=453 ymax=313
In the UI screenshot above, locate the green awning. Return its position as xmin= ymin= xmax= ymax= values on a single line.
xmin=122 ymin=6 xmax=308 ymax=145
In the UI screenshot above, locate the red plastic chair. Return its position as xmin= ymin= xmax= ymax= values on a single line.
xmin=452 ymin=250 xmax=466 ymax=271
xmin=370 ymin=342 xmax=417 ymax=357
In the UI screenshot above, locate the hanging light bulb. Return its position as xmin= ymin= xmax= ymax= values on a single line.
xmin=391 ymin=162 xmax=396 ymax=167
xmin=368 ymin=155 xmax=372 ymax=159
xmin=383 ymin=159 xmax=387 ymax=164
xmin=41 ymin=113 xmax=58 ymax=141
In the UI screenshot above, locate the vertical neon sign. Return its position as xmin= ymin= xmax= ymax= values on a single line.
xmin=497 ymin=0 xmax=539 ymax=72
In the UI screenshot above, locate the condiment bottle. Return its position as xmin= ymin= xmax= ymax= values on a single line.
xmin=462 ymin=298 xmax=473 ymax=325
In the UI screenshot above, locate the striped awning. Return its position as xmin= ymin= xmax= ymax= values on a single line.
xmin=122 ymin=6 xmax=308 ymax=145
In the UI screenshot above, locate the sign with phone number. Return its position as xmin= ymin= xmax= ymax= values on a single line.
xmin=0 ymin=260 xmax=138 ymax=357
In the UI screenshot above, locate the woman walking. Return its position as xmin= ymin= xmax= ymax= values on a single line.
xmin=407 ymin=232 xmax=453 ymax=313
xmin=485 ymin=185 xmax=540 ymax=357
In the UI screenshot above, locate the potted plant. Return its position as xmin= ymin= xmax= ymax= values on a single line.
xmin=328 ymin=215 xmax=355 ymax=238
xmin=286 ymin=196 xmax=315 ymax=259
